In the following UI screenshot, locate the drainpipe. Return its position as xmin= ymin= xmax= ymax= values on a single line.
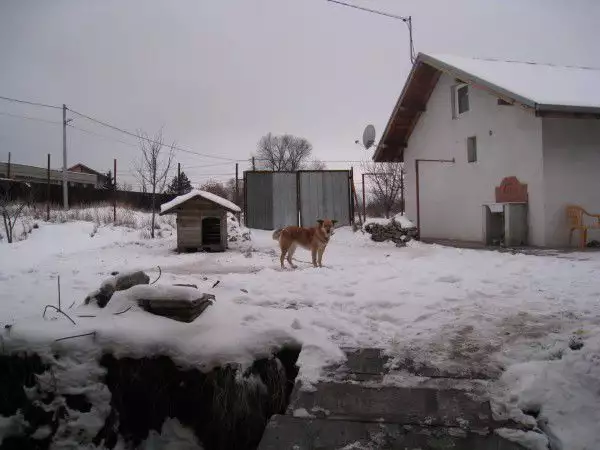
xmin=415 ymin=158 xmax=455 ymax=239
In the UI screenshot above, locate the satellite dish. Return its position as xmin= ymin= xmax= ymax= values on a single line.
xmin=362 ymin=124 xmax=376 ymax=149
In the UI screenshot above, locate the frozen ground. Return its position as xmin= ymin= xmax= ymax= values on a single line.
xmin=1 ymin=209 xmax=600 ymax=449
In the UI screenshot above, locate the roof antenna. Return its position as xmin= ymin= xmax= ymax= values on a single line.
xmin=326 ymin=0 xmax=415 ymax=64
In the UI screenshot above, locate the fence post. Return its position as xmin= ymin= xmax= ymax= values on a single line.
xmin=296 ymin=171 xmax=302 ymax=226
xmin=47 ymin=154 xmax=51 ymax=221
xmin=113 ymin=158 xmax=117 ymax=223
xmin=362 ymin=173 xmax=366 ymax=223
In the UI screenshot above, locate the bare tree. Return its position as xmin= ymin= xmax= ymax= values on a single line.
xmin=253 ymin=133 xmax=323 ymax=171
xmin=306 ymin=159 xmax=327 ymax=170
xmin=362 ymin=161 xmax=405 ymax=219
xmin=200 ymin=179 xmax=230 ymax=199
xmin=0 ymin=182 xmax=30 ymax=243
xmin=135 ymin=128 xmax=174 ymax=238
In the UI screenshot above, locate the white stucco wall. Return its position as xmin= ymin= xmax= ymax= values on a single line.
xmin=542 ymin=118 xmax=600 ymax=247
xmin=403 ymin=73 xmax=546 ymax=245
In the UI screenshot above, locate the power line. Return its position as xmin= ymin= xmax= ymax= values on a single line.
xmin=67 ymin=107 xmax=239 ymax=162
xmin=0 ymin=110 xmax=62 ymax=125
xmin=68 ymin=124 xmax=139 ymax=149
xmin=184 ymin=161 xmax=241 ymax=169
xmin=0 ymin=95 xmax=62 ymax=110
xmin=189 ymin=172 xmax=236 ymax=176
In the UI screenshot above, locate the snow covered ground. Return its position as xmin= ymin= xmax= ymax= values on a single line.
xmin=2 ymin=209 xmax=600 ymax=449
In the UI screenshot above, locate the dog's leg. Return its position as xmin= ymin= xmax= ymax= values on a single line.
xmin=280 ymin=243 xmax=289 ymax=269
xmin=317 ymin=247 xmax=325 ymax=268
xmin=311 ymin=247 xmax=318 ymax=268
xmin=286 ymin=243 xmax=298 ymax=269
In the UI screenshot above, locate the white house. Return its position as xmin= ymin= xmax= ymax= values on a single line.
xmin=373 ymin=53 xmax=600 ymax=248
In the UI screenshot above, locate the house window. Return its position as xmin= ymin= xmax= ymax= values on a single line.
xmin=456 ymin=84 xmax=469 ymax=114
xmin=451 ymin=83 xmax=470 ymax=118
xmin=467 ymin=136 xmax=477 ymax=163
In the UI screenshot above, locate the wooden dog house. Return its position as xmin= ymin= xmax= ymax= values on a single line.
xmin=160 ymin=190 xmax=241 ymax=252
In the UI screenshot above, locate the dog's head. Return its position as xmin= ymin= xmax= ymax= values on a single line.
xmin=317 ymin=219 xmax=337 ymax=237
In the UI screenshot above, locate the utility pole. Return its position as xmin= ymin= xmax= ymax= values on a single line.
xmin=177 ymin=162 xmax=181 ymax=195
xmin=235 ymin=163 xmax=239 ymax=204
xmin=113 ymin=158 xmax=117 ymax=222
xmin=362 ymin=173 xmax=367 ymax=223
xmin=7 ymin=152 xmax=11 ymax=178
xmin=252 ymin=157 xmax=256 ymax=171
xmin=400 ymin=169 xmax=405 ymax=214
xmin=62 ymin=104 xmax=68 ymax=209
xmin=46 ymin=154 xmax=51 ymax=221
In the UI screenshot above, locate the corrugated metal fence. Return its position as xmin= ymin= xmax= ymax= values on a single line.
xmin=244 ymin=170 xmax=352 ymax=230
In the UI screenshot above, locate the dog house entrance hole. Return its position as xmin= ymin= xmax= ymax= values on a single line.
xmin=202 ymin=217 xmax=221 ymax=246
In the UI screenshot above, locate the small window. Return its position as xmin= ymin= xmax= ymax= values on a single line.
xmin=457 ymin=84 xmax=469 ymax=114
xmin=467 ymin=136 xmax=477 ymax=163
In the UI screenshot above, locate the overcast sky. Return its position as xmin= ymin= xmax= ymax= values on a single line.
xmin=1 ymin=0 xmax=599 ymax=188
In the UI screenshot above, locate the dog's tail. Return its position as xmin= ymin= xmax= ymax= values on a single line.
xmin=272 ymin=228 xmax=283 ymax=241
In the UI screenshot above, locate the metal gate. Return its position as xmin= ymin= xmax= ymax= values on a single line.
xmin=244 ymin=170 xmax=352 ymax=230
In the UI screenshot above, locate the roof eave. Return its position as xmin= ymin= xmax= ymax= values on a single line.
xmin=536 ymin=103 xmax=600 ymax=115
xmin=373 ymin=54 xmax=428 ymax=162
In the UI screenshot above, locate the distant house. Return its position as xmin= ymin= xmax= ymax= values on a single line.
xmin=0 ymin=162 xmax=98 ymax=188
xmin=374 ymin=53 xmax=600 ymax=248
xmin=68 ymin=164 xmax=109 ymax=188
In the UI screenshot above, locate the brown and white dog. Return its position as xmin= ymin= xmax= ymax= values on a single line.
xmin=272 ymin=219 xmax=337 ymax=269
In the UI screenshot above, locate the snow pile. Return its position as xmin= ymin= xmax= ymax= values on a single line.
xmin=227 ymin=213 xmax=251 ymax=246
xmin=160 ymin=190 xmax=241 ymax=214
xmin=364 ymin=213 xmax=418 ymax=246
xmin=492 ymin=329 xmax=600 ymax=450
xmin=138 ymin=419 xmax=204 ymax=450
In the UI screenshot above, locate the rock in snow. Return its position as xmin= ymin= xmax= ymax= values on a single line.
xmin=84 ymin=270 xmax=150 ymax=308
xmin=364 ymin=214 xmax=418 ymax=245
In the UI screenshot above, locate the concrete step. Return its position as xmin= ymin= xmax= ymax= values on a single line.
xmin=287 ymin=382 xmax=494 ymax=431
xmin=329 ymin=348 xmax=498 ymax=382
xmin=258 ymin=415 xmax=526 ymax=450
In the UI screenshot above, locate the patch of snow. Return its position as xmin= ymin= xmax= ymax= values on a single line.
xmin=140 ymin=418 xmax=204 ymax=450
xmin=0 ymin=413 xmax=28 ymax=445
xmin=392 ymin=213 xmax=415 ymax=229
xmin=111 ymin=284 xmax=204 ymax=305
xmin=160 ymin=190 xmax=240 ymax=214
xmin=31 ymin=425 xmax=52 ymax=440
xmin=492 ymin=330 xmax=600 ymax=450
xmin=292 ymin=408 xmax=315 ymax=419
xmin=363 ymin=213 xmax=415 ymax=230
xmin=427 ymin=53 xmax=600 ymax=109
xmin=495 ymin=428 xmax=549 ymax=450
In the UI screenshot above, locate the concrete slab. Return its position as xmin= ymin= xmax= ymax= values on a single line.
xmin=288 ymin=382 xmax=493 ymax=430
xmin=331 ymin=348 xmax=498 ymax=381
xmin=258 ymin=415 xmax=527 ymax=450
xmin=326 ymin=348 xmax=390 ymax=382
xmin=391 ymin=358 xmax=499 ymax=380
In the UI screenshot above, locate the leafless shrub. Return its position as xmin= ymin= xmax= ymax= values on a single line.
xmin=361 ymin=161 xmax=405 ymax=219
xmin=0 ymin=182 xmax=31 ymax=243
xmin=134 ymin=128 xmax=175 ymax=238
